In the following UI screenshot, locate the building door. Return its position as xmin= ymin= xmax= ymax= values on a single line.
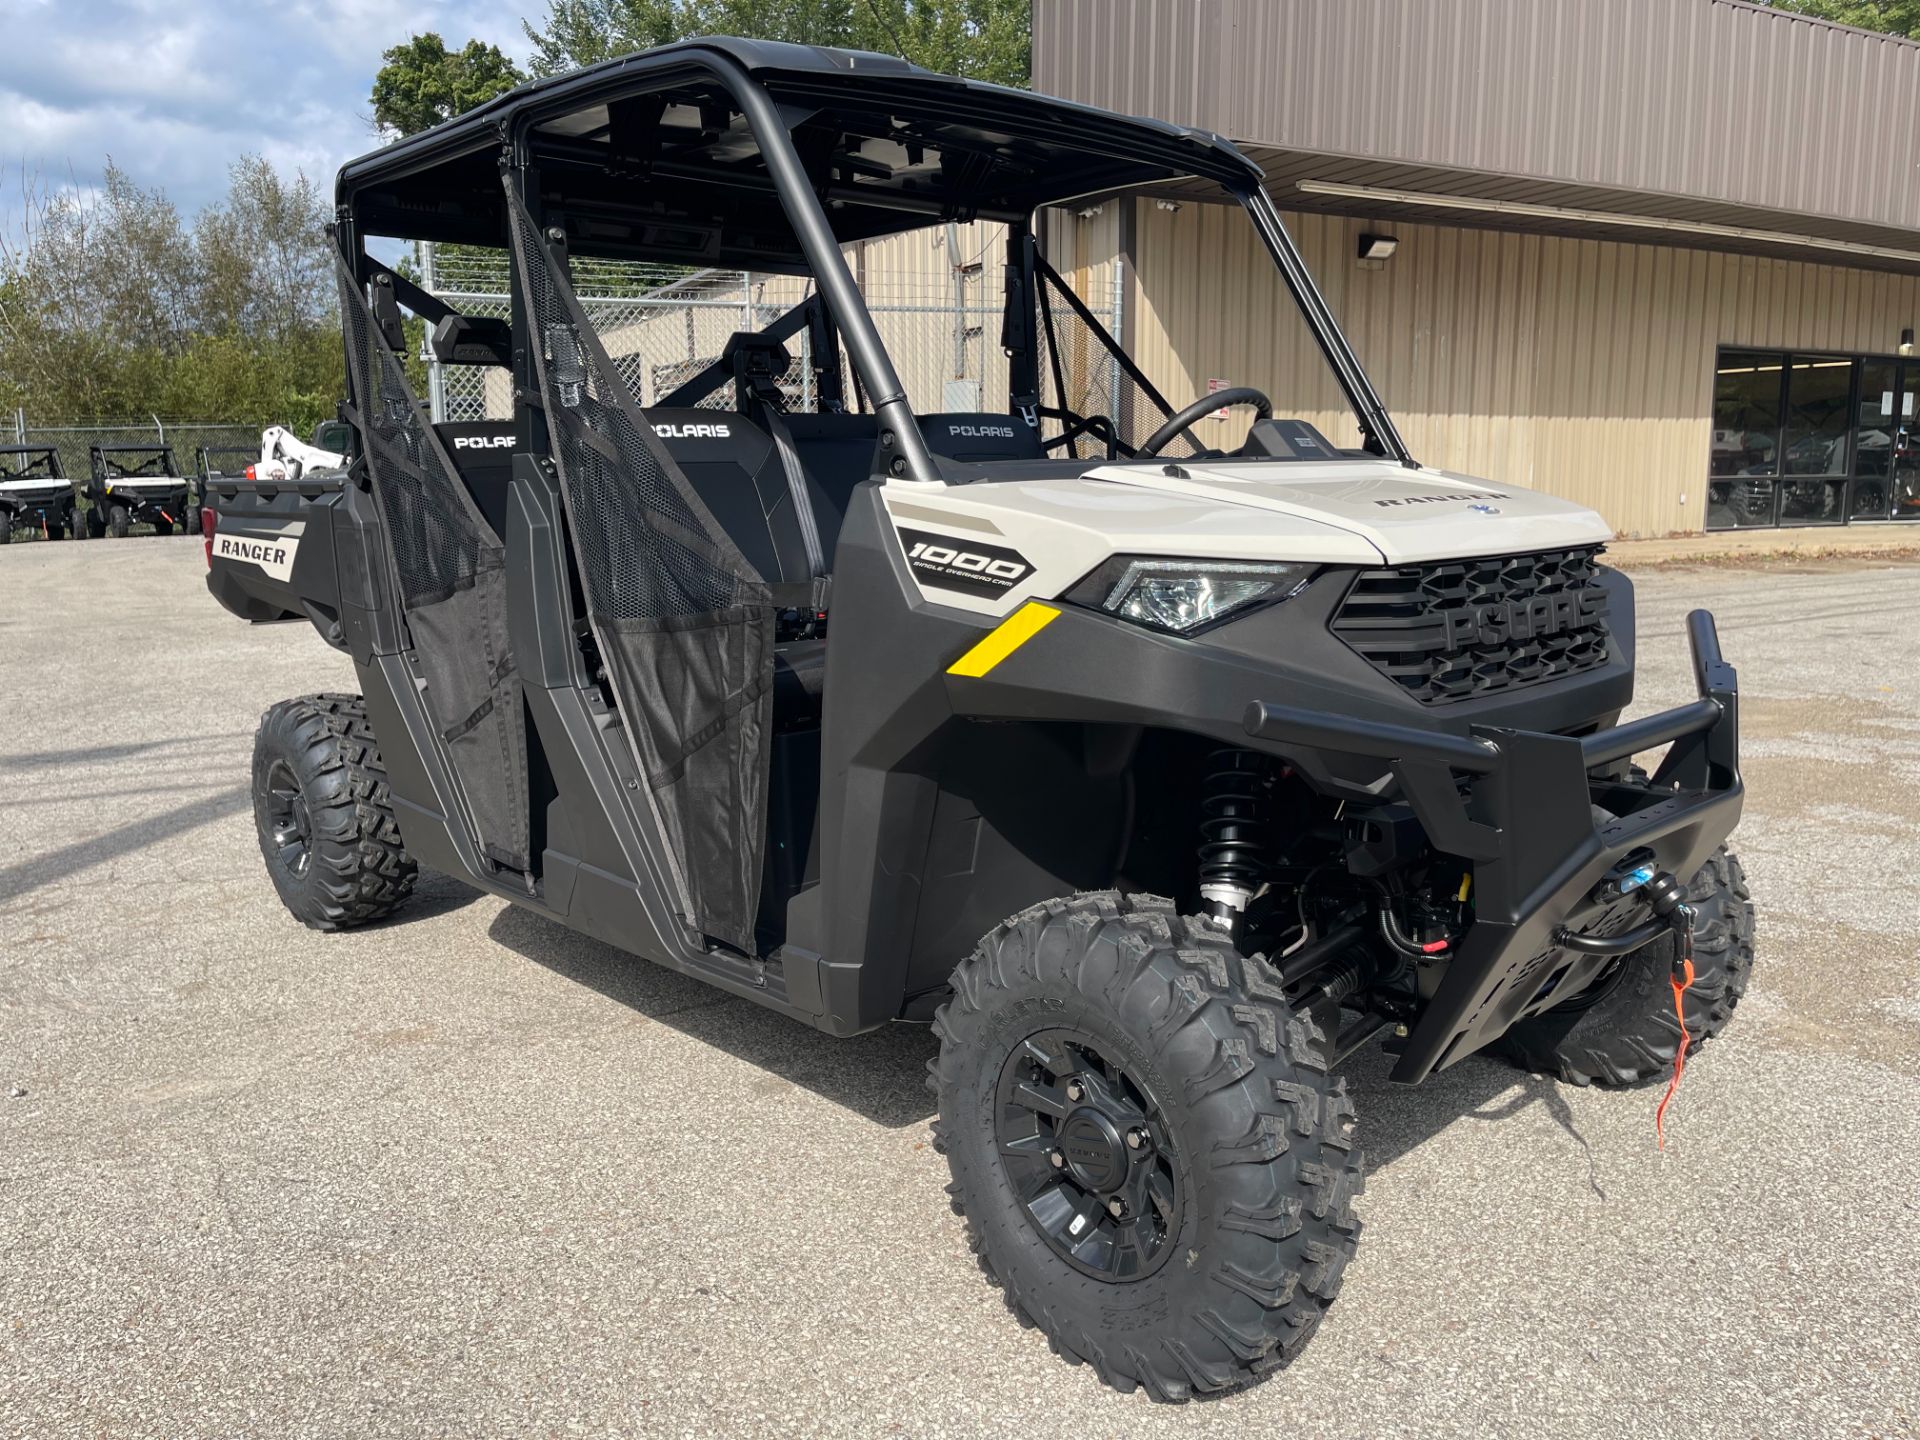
xmin=1854 ymin=361 xmax=1919 ymax=521
xmin=1894 ymin=366 xmax=1920 ymax=521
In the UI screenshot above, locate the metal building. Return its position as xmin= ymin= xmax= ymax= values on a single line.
xmin=1032 ymin=0 xmax=1920 ymax=536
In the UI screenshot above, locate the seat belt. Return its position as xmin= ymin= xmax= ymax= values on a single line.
xmin=760 ymin=404 xmax=826 ymax=582
xmin=728 ymin=336 xmax=830 ymax=610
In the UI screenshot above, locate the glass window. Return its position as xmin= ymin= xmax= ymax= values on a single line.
xmin=1777 ymin=356 xmax=1852 ymax=524
xmin=1783 ymin=358 xmax=1851 ymax=475
xmin=1708 ymin=350 xmax=1783 ymax=529
xmin=1852 ymin=361 xmax=1898 ymax=519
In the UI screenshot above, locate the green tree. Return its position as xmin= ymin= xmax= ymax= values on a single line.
xmin=193 ymin=157 xmax=334 ymax=342
xmin=522 ymin=0 xmax=1030 ymax=86
xmin=1742 ymin=0 xmax=1920 ymax=36
xmin=0 ymin=156 xmax=344 ymax=432
xmin=370 ymin=33 xmax=527 ymax=139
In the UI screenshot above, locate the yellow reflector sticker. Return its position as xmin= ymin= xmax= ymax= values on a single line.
xmin=946 ymin=602 xmax=1061 ymax=678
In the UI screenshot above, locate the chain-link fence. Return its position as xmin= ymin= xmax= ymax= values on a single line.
xmin=418 ymin=224 xmax=1122 ymax=428
xmin=8 ymin=220 xmax=1124 ymax=539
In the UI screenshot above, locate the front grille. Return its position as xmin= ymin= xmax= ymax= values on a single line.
xmin=1331 ymin=545 xmax=1611 ymax=705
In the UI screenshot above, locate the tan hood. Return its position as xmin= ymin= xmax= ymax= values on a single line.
xmin=1080 ymin=459 xmax=1614 ymax=563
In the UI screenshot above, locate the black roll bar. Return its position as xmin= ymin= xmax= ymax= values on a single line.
xmin=703 ymin=52 xmax=940 ymax=485
xmin=1240 ymin=185 xmax=1412 ymax=466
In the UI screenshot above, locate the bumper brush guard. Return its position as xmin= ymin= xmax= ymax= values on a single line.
xmin=1243 ymin=609 xmax=1741 ymax=1083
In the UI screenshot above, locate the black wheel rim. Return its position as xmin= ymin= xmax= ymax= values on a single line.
xmin=264 ymin=759 xmax=313 ymax=878
xmin=994 ymin=1028 xmax=1182 ymax=1281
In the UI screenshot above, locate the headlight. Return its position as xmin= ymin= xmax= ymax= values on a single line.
xmin=1066 ymin=556 xmax=1315 ymax=634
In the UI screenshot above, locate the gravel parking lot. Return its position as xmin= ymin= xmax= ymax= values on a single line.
xmin=3 ymin=537 xmax=1918 ymax=1439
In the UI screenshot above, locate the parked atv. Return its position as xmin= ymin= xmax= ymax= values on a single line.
xmin=203 ymin=37 xmax=1753 ymax=1401
xmin=86 ymin=444 xmax=198 ymax=538
xmin=0 ymin=445 xmax=82 ymax=542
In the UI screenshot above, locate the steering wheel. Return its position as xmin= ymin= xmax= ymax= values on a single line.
xmin=1138 ymin=387 xmax=1273 ymax=457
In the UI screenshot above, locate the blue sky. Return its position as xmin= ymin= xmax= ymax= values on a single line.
xmin=1 ymin=0 xmax=535 ymax=223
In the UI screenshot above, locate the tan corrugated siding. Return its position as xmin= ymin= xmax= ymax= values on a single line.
xmin=1033 ymin=0 xmax=1920 ymax=235
xmin=1126 ymin=201 xmax=1920 ymax=535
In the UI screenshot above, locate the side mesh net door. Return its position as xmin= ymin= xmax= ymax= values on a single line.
xmin=335 ymin=255 xmax=533 ymax=875
xmin=505 ymin=183 xmax=775 ymax=955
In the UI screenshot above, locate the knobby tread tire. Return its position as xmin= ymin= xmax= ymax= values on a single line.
xmin=1495 ymin=848 xmax=1754 ymax=1087
xmin=930 ymin=891 xmax=1365 ymax=1402
xmin=252 ymin=693 xmax=417 ymax=931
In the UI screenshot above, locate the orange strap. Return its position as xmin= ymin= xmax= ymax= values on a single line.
xmin=1654 ymin=956 xmax=1695 ymax=1150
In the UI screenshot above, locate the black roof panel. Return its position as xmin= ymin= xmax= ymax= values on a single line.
xmin=339 ymin=36 xmax=1260 ymax=267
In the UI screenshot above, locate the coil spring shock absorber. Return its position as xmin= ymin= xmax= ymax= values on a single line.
xmin=1198 ymin=748 xmax=1270 ymax=931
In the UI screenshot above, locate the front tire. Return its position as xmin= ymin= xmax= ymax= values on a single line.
xmin=108 ymin=504 xmax=130 ymax=539
xmin=252 ymin=693 xmax=417 ymax=930
xmin=932 ymin=892 xmax=1364 ymax=1401
xmin=1496 ymin=848 xmax=1754 ymax=1087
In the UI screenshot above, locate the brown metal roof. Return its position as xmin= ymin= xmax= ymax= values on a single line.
xmin=1034 ymin=0 xmax=1920 ymax=273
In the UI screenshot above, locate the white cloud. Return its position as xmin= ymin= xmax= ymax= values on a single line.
xmin=0 ymin=0 xmax=533 ymax=226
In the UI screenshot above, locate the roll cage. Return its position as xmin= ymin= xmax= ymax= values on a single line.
xmin=90 ymin=444 xmax=184 ymax=482
xmin=317 ymin=34 xmax=1433 ymax=981
xmin=332 ymin=35 xmax=1409 ymax=474
xmin=0 ymin=446 xmax=64 ymax=482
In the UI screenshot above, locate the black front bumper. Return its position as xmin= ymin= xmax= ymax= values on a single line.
xmin=97 ymin=483 xmax=192 ymax=519
xmin=1245 ymin=610 xmax=1742 ymax=1083
xmin=0 ymin=486 xmax=72 ymax=516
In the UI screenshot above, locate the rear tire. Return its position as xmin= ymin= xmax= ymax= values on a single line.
xmin=108 ymin=504 xmax=130 ymax=539
xmin=184 ymin=506 xmax=202 ymax=536
xmin=252 ymin=693 xmax=417 ymax=931
xmin=0 ymin=514 xmax=11 ymax=544
xmin=1495 ymin=848 xmax=1754 ymax=1087
xmin=932 ymin=892 xmax=1363 ymax=1401
xmin=68 ymin=511 xmax=87 ymax=540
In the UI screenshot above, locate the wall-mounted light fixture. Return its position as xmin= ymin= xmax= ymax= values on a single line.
xmin=1357 ymin=233 xmax=1398 ymax=265
xmin=1155 ymin=199 xmax=1182 ymax=213
xmin=1901 ymin=327 xmax=1916 ymax=358
xmin=1302 ymin=178 xmax=1920 ymax=267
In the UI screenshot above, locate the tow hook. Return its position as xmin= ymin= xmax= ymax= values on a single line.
xmin=1553 ymin=868 xmax=1695 ymax=958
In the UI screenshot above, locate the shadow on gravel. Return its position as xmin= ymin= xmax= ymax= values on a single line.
xmin=0 ymin=784 xmax=250 ymax=901
xmin=1344 ymin=1045 xmax=1609 ymax=1193
xmin=369 ymin=869 xmax=488 ymax=928
xmin=0 ymin=734 xmax=248 ymax=772
xmin=487 ymin=904 xmax=942 ymax=1129
xmin=485 ymin=899 xmax=1606 ymax=1166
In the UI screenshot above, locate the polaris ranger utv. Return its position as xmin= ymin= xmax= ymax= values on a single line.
xmin=86 ymin=443 xmax=198 ymax=537
xmin=204 ymin=38 xmax=1754 ymax=1401
xmin=0 ymin=445 xmax=82 ymax=542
